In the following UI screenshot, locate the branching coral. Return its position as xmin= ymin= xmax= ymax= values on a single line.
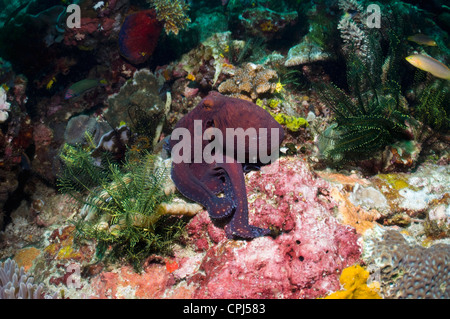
xmin=147 ymin=0 xmax=191 ymax=36
xmin=337 ymin=0 xmax=371 ymax=59
xmin=218 ymin=62 xmax=278 ymax=101
xmin=174 ymin=32 xmax=243 ymax=89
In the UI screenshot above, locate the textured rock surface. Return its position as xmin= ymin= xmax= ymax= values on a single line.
xmin=362 ymin=227 xmax=450 ymax=299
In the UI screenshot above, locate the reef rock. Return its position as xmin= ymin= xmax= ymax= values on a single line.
xmin=185 ymin=156 xmax=361 ymax=298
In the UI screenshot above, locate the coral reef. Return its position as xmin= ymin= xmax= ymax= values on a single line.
xmin=218 ymin=62 xmax=278 ymax=101
xmin=159 ymin=31 xmax=242 ymax=108
xmin=105 ymin=68 xmax=167 ymax=142
xmin=329 ymin=187 xmax=382 ymax=235
xmin=63 ymin=16 xmax=118 ymax=49
xmin=184 ymin=156 xmax=361 ymax=298
xmin=0 ymin=0 xmax=448 ymax=302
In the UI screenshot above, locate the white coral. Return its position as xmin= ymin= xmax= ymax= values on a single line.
xmin=337 ymin=0 xmax=371 ymax=60
xmin=0 ymin=87 xmax=10 ymax=123
xmin=337 ymin=14 xmax=369 ymax=57
xmin=93 ymin=1 xmax=104 ymax=10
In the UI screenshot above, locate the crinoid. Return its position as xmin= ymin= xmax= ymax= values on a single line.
xmin=316 ymin=50 xmax=411 ymax=164
xmin=57 ymin=138 xmax=186 ymax=270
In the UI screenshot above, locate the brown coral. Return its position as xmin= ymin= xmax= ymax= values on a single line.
xmin=218 ymin=63 xmax=278 ymax=102
xmin=364 ymin=229 xmax=450 ymax=298
xmin=148 ymin=0 xmax=191 ymax=35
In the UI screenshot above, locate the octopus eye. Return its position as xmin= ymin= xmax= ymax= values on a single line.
xmin=203 ymin=98 xmax=214 ymax=110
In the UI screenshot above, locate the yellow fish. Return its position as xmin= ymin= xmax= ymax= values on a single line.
xmin=405 ymin=54 xmax=450 ymax=80
xmin=46 ymin=77 xmax=56 ymax=90
xmin=274 ymin=80 xmax=285 ymax=93
xmin=407 ymin=34 xmax=437 ymax=46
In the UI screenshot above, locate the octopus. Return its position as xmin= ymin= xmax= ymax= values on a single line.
xmin=168 ymin=91 xmax=284 ymax=239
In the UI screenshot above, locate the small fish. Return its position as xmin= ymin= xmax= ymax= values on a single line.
xmin=65 ymin=79 xmax=107 ymax=99
xmin=407 ymin=34 xmax=437 ymax=46
xmin=343 ymin=10 xmax=358 ymax=19
xmin=46 ymin=77 xmax=56 ymax=90
xmin=405 ymin=54 xmax=450 ymax=80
